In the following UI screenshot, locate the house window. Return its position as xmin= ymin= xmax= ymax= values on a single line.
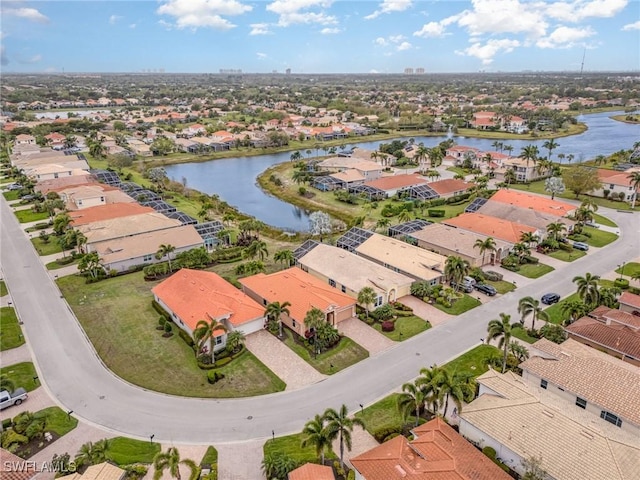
xmin=341 ymin=285 xmax=346 ymax=293
xmin=609 ymin=184 xmax=614 ymax=190
xmin=576 ymin=397 xmax=587 ymax=409
xmin=214 ymin=336 xmax=223 ymax=345
xmin=374 ymin=296 xmax=383 ymax=307
xmin=600 ymin=410 xmax=622 ymax=427
xmin=263 ymin=299 xmax=267 ymax=306
xmin=329 ymin=279 xmax=336 ymax=287
xmin=540 ymin=379 xmax=548 ymax=389
xmin=143 ymin=254 xmax=153 ymax=262
xmin=292 ymin=320 xmax=296 ymax=328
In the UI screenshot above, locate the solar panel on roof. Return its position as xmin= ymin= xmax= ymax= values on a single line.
xmin=166 ymin=211 xmax=197 ymax=225
xmin=293 ymin=240 xmax=320 ymax=260
xmin=388 ymin=219 xmax=432 ymax=237
xmin=336 ymin=227 xmax=374 ymax=252
xmin=465 ymin=197 xmax=488 ymax=213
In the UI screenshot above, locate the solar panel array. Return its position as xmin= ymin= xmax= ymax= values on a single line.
xmin=388 ymin=219 xmax=432 ymax=237
xmin=465 ymin=197 xmax=488 ymax=213
xmin=348 ymin=184 xmax=387 ymax=200
xmin=194 ymin=221 xmax=224 ymax=239
xmin=405 ymin=184 xmax=439 ymax=200
xmin=141 ymin=200 xmax=177 ymax=214
xmin=129 ymin=189 xmax=161 ymax=202
xmin=336 ymin=227 xmax=374 ymax=252
xmin=92 ymin=169 xmax=121 ymax=186
xmin=167 ymin=211 xmax=197 ymax=225
xmin=293 ymin=239 xmax=320 ymax=260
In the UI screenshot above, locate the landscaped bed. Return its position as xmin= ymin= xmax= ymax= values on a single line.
xmin=57 ymin=273 xmax=285 ymax=397
xmin=0 ymin=307 xmax=24 ymax=351
xmin=30 ymin=237 xmax=63 ymax=256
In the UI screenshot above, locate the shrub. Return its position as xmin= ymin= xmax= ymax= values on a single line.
xmin=207 ymin=371 xmax=225 ymax=384
xmin=381 ymin=320 xmax=395 ymax=332
xmin=391 ymin=301 xmax=413 ymax=312
xmin=151 ymin=300 xmax=170 ymax=320
xmin=428 ymin=209 xmax=445 ymax=217
xmin=158 ymin=316 xmax=166 ymax=327
xmin=568 ymin=233 xmax=589 ymax=242
xmin=1 ymin=430 xmax=28 ymax=449
xmin=164 ymin=322 xmax=173 ymax=333
xmin=373 ymin=426 xmax=402 ymax=443
xmin=558 ymin=242 xmax=573 ymax=251
xmin=521 ymin=255 xmax=539 ymax=264
xmin=124 ymin=465 xmax=148 ymax=480
xmin=178 ymin=329 xmax=195 ymax=347
xmin=371 ymin=304 xmax=394 ymax=321
xmin=347 ymin=470 xmax=356 ymax=480
xmin=214 ymin=357 xmax=232 ymax=368
xmin=484 ymin=270 xmax=503 ymax=282
xmin=1 ymin=419 xmax=11 ymax=430
xmin=614 ymin=278 xmax=629 ymax=290
xmin=482 ymin=446 xmax=497 ymax=459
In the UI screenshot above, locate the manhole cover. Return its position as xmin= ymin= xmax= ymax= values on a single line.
xmin=247 ymin=415 xmax=253 ymax=420
xmin=416 ymin=352 xmax=421 ymax=356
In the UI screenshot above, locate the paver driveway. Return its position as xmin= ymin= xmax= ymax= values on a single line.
xmin=338 ymin=317 xmax=395 ymax=355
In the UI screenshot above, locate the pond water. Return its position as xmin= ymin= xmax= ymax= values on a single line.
xmin=165 ymin=111 xmax=639 ymax=231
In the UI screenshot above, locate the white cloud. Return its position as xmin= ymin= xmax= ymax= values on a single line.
xmin=158 ymin=19 xmax=173 ymax=30
xmin=536 ymin=25 xmax=595 ymax=48
xmin=256 ymin=52 xmax=267 ymax=59
xmin=622 ymin=20 xmax=640 ymax=31
xmin=129 ymin=23 xmax=137 ymax=29
xmin=396 ymin=41 xmax=412 ymax=51
xmin=545 ymin=0 xmax=628 ymax=23
xmin=456 ymin=38 xmax=520 ymax=65
xmin=455 ymin=0 xmax=547 ymax=39
xmin=389 ymin=34 xmax=406 ymax=43
xmin=157 ymin=0 xmax=252 ymax=30
xmin=2 ymin=7 xmax=49 ymax=24
xmin=365 ymin=0 xmax=412 ymax=20
xmin=320 ymin=27 xmax=340 ymax=34
xmin=250 ymin=23 xmax=272 ymax=35
xmin=374 ymin=37 xmax=388 ymax=46
xmin=266 ymin=0 xmax=337 ymax=27
xmin=109 ymin=15 xmax=122 ymax=25
xmin=413 ymin=21 xmax=448 ymax=38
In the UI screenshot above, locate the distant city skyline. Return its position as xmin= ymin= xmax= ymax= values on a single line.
xmin=1 ymin=0 xmax=639 ymax=74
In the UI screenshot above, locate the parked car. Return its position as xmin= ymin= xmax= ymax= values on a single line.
xmin=450 ymin=281 xmax=474 ymax=293
xmin=7 ymin=183 xmax=22 ymax=191
xmin=573 ymin=241 xmax=589 ymax=251
xmin=475 ymin=283 xmax=497 ymax=296
xmin=0 ymin=388 xmax=28 ymax=410
xmin=541 ymin=293 xmax=561 ymax=305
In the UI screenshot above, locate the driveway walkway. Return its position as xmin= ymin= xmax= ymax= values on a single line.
xmin=398 ymin=296 xmax=452 ymax=327
xmin=0 ymin=343 xmax=32 ymax=366
xmin=337 ymin=317 xmax=394 ymax=355
xmin=244 ymin=330 xmax=326 ymax=391
xmin=217 ymin=439 xmax=265 ymax=480
xmin=0 ymin=387 xmax=55 ymax=419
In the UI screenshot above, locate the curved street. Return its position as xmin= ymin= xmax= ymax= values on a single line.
xmin=1 ymin=196 xmax=638 ymax=443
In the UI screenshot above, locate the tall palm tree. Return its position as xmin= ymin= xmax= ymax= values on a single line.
xmin=519 ymin=232 xmax=539 ymax=247
xmin=75 ymin=439 xmax=110 ymax=469
xmin=153 ymin=447 xmax=198 ymax=480
xmin=243 ymin=240 xmax=269 ymax=261
xmin=517 ymin=296 xmax=550 ymax=331
xmin=416 ymin=365 xmax=443 ymax=415
xmin=357 ymin=287 xmax=377 ymax=319
xmin=520 ymin=144 xmax=539 ymax=169
xmin=273 ymin=249 xmax=294 ymax=269
xmin=435 ymin=369 xmax=475 ymax=418
xmin=503 ymin=168 xmax=517 ymax=185
xmin=304 ymin=307 xmax=326 ymax=332
xmin=397 ymin=381 xmax=426 ymax=427
xmin=560 ymin=300 xmax=589 ymax=325
xmin=324 ymin=404 xmax=365 ymax=469
xmin=265 ymin=301 xmax=291 ymax=338
xmin=573 ymin=273 xmax=600 ymax=307
xmin=397 ymin=209 xmax=412 ymax=223
xmin=509 ymin=341 xmax=529 ymax=363
xmin=193 ymin=319 xmax=227 ymax=361
xmin=627 ymin=171 xmax=640 ymax=208
xmin=375 ymin=217 xmax=391 ymax=233
xmin=444 ymin=256 xmax=470 ymax=291
xmin=487 ymin=313 xmax=516 ymax=373
xmin=546 ymin=221 xmax=567 ymax=241
xmin=542 ymin=138 xmax=559 ymax=162
xmin=156 ymin=244 xmax=176 ymax=272
xmin=301 ymin=414 xmax=331 ymax=464
xmin=473 ymin=237 xmax=497 ymax=265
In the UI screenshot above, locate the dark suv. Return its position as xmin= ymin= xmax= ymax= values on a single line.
xmin=475 ymin=283 xmax=497 ymax=296
xmin=541 ymin=293 xmax=560 ymax=305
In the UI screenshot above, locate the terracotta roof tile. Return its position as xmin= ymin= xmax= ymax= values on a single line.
xmin=288 ymin=463 xmax=335 ymax=480
xmin=364 ymin=174 xmax=426 ymax=191
xmin=490 ymin=189 xmax=575 ymax=216
xmin=0 ymin=449 xmax=37 ymax=480
xmin=426 ymin=178 xmax=474 ymax=196
xmin=443 ymin=213 xmax=537 ymax=244
xmin=69 ymin=203 xmax=156 ymax=226
xmin=620 ymin=291 xmax=640 ymax=310
xmin=565 ymin=316 xmax=640 ymax=360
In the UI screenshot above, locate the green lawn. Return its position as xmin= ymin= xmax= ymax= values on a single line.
xmin=283 ymin=331 xmax=369 ymax=375
xmin=582 ymin=227 xmax=618 ymax=248
xmin=0 ymin=281 xmax=7 ymax=297
xmin=200 ymin=446 xmax=218 ymax=467
xmin=372 ymin=315 xmax=431 ymax=341
xmin=57 ymin=273 xmax=285 ymax=397
xmin=264 ymin=433 xmax=335 ymax=465
xmin=486 ymin=280 xmax=516 ymax=294
xmin=423 ymin=202 xmax=470 ymax=222
xmin=0 ymin=362 xmax=39 ymax=392
xmin=443 ymin=344 xmax=501 ymax=377
xmin=515 ymin=263 xmax=554 ymax=279
xmin=46 ymin=257 xmax=79 ymax=270
xmin=3 ymin=191 xmax=19 ymax=201
xmin=432 ymin=294 xmax=481 ymax=315
xmin=446 ymin=166 xmax=467 ymax=176
xmin=355 ymin=393 xmax=415 ymax=437
xmin=592 ymin=213 xmax=617 ymax=228
xmin=547 ymin=249 xmax=587 ymax=262
xmin=31 ymin=237 xmax=63 ymax=256
xmin=106 ymin=437 xmax=161 ymax=465
xmin=544 ymin=292 xmax=580 ymax=325
xmin=512 ymin=325 xmax=539 ymax=344
xmin=14 ymin=209 xmax=49 ymax=223
xmin=1 ymin=307 xmax=24 ymax=351
xmin=617 ymin=262 xmax=640 ymax=278
xmin=36 ymin=406 xmax=78 ymax=436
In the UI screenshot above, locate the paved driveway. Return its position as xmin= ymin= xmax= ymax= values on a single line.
xmin=244 ymin=330 xmax=326 ymax=391
xmin=338 ymin=317 xmax=394 ymax=355
xmin=398 ymin=296 xmax=452 ymax=327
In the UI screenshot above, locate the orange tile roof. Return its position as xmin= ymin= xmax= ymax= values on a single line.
xmin=566 ymin=316 xmax=640 ymax=360
xmin=364 ymin=174 xmax=427 ymax=191
xmin=34 ymin=174 xmax=96 ymax=194
xmin=427 ymin=178 xmax=474 ymax=196
xmin=69 ymin=203 xmax=155 ymax=226
xmin=152 ymin=269 xmax=264 ymax=332
xmin=620 ymin=291 xmax=640 ymax=310
xmin=239 ymin=268 xmax=355 ymax=325
xmin=351 ymin=418 xmax=511 ymax=480
xmin=444 ymin=213 xmax=537 ymax=243
xmin=288 ymin=463 xmax=335 ymax=480
xmin=490 ymin=189 xmax=575 ymax=216
xmin=0 ymin=448 xmax=38 ymax=480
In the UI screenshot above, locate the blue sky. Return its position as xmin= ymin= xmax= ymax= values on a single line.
xmin=2 ymin=0 xmax=639 ymax=74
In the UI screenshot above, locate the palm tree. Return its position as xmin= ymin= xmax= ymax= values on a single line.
xmin=324 ymin=404 xmax=365 ymax=469
xmin=243 ymin=240 xmax=269 ymax=261
xmin=444 ymin=256 xmax=470 ymax=291
xmin=375 ymin=217 xmax=391 ymax=233
xmin=542 ymin=138 xmax=559 ymax=162
xmin=560 ymin=300 xmax=588 ymax=325
xmin=301 ymin=414 xmax=331 ymax=464
xmin=517 ymin=296 xmax=550 ymax=331
xmin=273 ymin=249 xmax=294 ymax=269
xmin=573 ymin=273 xmax=600 ymax=307
xmin=546 ymin=221 xmax=567 ymax=241
xmin=226 ymin=330 xmax=245 ymax=353
xmin=416 ymin=365 xmax=443 ymax=415
xmin=397 ymin=209 xmax=412 ymax=223
xmin=75 ymin=439 xmax=110 ymax=468
xmin=265 ymin=301 xmax=291 ymax=338
xmin=519 ymin=232 xmax=540 ymax=247
xmin=487 ymin=313 xmax=516 ymax=373
xmin=52 ymin=213 xmax=72 ymax=235
xmin=397 ymin=381 xmax=426 ymax=427
xmin=153 ymin=447 xmax=198 ymax=480
xmin=509 ymin=341 xmax=529 ymax=363
xmin=262 ymin=452 xmax=299 ymax=480
xmin=503 ymin=168 xmax=517 ymax=186
xmin=0 ymin=375 xmax=16 ymax=393
xmin=193 ymin=319 xmax=227 ymax=361
xmin=473 ymin=237 xmax=497 ymax=265
xmin=357 ymin=287 xmax=377 ymax=319
xmin=156 ymin=244 xmax=176 ymax=272
xmin=627 ymin=171 xmax=640 ymax=208
xmin=520 ymin=144 xmax=539 ymax=169
xmin=436 ymin=369 xmax=475 ymax=418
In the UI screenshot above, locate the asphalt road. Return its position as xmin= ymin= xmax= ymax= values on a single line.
xmin=1 ymin=197 xmax=638 ymax=443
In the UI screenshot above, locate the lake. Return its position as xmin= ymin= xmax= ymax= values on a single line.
xmin=165 ymin=111 xmax=639 ymax=231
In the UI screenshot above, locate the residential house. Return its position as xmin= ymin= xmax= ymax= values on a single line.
xmin=240 ymin=267 xmax=355 ymax=337
xmin=565 ymin=305 xmax=640 ymax=366
xmin=503 ymin=115 xmax=528 ymax=133
xmin=296 ymin=242 xmax=414 ymax=307
xmin=174 ymin=137 xmax=198 ymax=152
xmin=316 ymin=157 xmax=383 ymax=180
xmin=619 ymin=291 xmax=640 ymax=315
xmin=78 ymin=212 xmax=182 ymax=248
xmin=426 ymin=178 xmax=475 ymax=199
xmin=443 ymin=213 xmax=539 ymax=244
xmin=493 ymin=156 xmax=548 ymax=183
xmin=489 ymin=189 xmax=576 ymax=217
xmin=408 ymin=223 xmax=512 ymax=267
xmin=152 ymin=269 xmax=266 ymax=353
xmin=44 ymin=132 xmax=67 ymax=149
xmin=469 ymin=111 xmax=497 ymax=130
xmin=594 ymin=168 xmax=639 ymax=203
xmin=351 ymin=417 xmax=512 ymax=480
xmin=14 ymin=134 xmax=36 ymax=145
xmin=34 ymin=173 xmax=97 ymax=195
xmin=476 ymin=199 xmax=575 ymax=236
xmin=444 ymin=145 xmax=480 ymax=167
xmin=56 ymin=184 xmax=135 ymax=210
xmin=459 ymin=367 xmax=640 ymax=480
xmin=362 ymin=174 xmax=427 ymax=197
xmin=26 ymin=165 xmax=89 ymax=182
xmin=58 ymin=462 xmax=125 ymax=480
xmin=95 ymin=225 xmax=203 ymax=272
xmin=69 ymin=203 xmax=155 ymax=227
xmin=182 ymin=123 xmax=206 ymax=137
xmin=0 ymin=448 xmax=38 ymax=480
xmin=288 ymin=463 xmax=335 ymax=480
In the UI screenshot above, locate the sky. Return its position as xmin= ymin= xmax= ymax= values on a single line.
xmin=1 ymin=0 xmax=639 ymax=74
